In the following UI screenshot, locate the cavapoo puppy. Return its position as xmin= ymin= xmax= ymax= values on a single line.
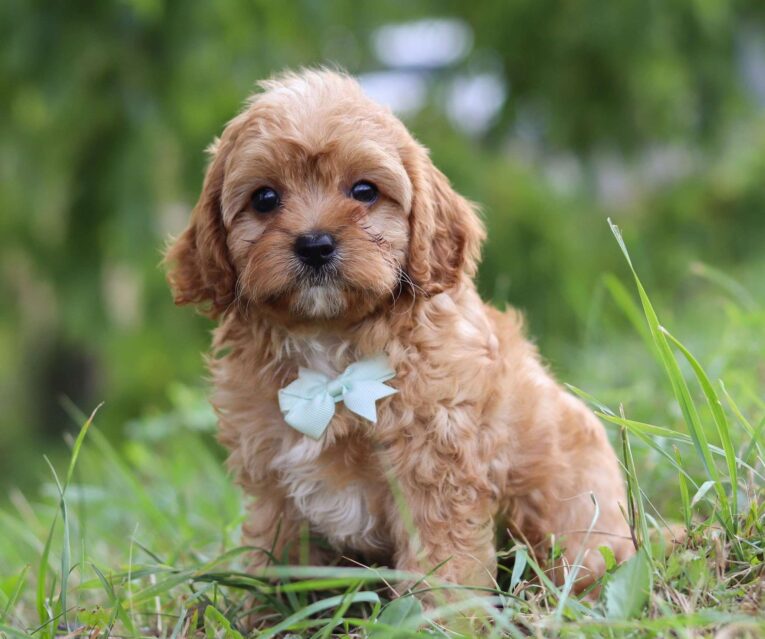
xmin=165 ymin=69 xmax=634 ymax=594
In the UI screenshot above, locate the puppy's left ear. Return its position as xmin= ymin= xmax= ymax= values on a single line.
xmin=405 ymin=148 xmax=486 ymax=296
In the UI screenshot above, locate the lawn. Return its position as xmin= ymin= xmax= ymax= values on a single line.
xmin=1 ymin=224 xmax=762 ymax=638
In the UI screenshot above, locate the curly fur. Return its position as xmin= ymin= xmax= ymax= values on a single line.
xmin=165 ymin=69 xmax=634 ymax=593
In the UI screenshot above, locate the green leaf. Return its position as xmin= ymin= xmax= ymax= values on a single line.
xmin=605 ymin=549 xmax=652 ymax=619
xmin=599 ymin=546 xmax=617 ymax=572
xmin=510 ymin=547 xmax=528 ymax=590
xmin=203 ymin=606 xmax=243 ymax=639
xmin=686 ymin=557 xmax=710 ymax=589
xmin=375 ymin=595 xmax=422 ymax=631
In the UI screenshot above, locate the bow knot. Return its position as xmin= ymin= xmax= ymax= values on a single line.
xmin=326 ymin=378 xmax=346 ymax=398
xmin=277 ymin=354 xmax=397 ymax=440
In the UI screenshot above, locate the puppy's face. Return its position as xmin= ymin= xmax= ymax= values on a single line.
xmin=222 ymin=85 xmax=413 ymax=321
xmin=166 ymin=71 xmax=484 ymax=325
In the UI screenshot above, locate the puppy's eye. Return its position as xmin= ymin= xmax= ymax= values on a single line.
xmin=251 ymin=187 xmax=281 ymax=213
xmin=350 ymin=181 xmax=378 ymax=204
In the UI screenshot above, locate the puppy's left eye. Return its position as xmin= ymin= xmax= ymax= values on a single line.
xmin=350 ymin=181 xmax=378 ymax=204
xmin=251 ymin=187 xmax=281 ymax=214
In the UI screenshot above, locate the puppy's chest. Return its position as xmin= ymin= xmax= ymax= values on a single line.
xmin=289 ymin=336 xmax=349 ymax=377
xmin=270 ymin=436 xmax=385 ymax=552
xmin=272 ymin=340 xmax=387 ymax=551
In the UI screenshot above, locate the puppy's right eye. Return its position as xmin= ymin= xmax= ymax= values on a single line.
xmin=350 ymin=181 xmax=378 ymax=204
xmin=251 ymin=187 xmax=281 ymax=213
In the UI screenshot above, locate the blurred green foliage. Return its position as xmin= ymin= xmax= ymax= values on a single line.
xmin=2 ymin=0 xmax=765 ymax=488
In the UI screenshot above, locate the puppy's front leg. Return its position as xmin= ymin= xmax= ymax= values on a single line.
xmin=241 ymin=481 xmax=306 ymax=570
xmin=382 ymin=446 xmax=498 ymax=596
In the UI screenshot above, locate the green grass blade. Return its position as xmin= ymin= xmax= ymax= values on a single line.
xmin=674 ymin=447 xmax=692 ymax=532
xmin=91 ymin=563 xmax=138 ymax=637
xmin=555 ymin=493 xmax=601 ymax=620
xmin=608 ymin=219 xmax=735 ymax=536
xmin=596 ymin=414 xmax=698 ymax=487
xmin=35 ymin=475 xmax=59 ymax=635
xmin=602 ymin=273 xmax=657 ymax=358
xmin=40 ymin=405 xmax=99 ymax=634
xmin=0 ymin=622 xmax=32 ymax=638
xmin=571 ymin=386 xmax=755 ymax=474
xmin=509 ymin=546 xmax=528 ymax=592
xmin=44 ymin=459 xmax=70 ymax=633
xmin=63 ymin=404 xmax=101 ymax=489
xmin=87 ymin=428 xmax=177 ymax=536
xmin=256 ymin=592 xmax=380 ymax=639
xmin=689 ymin=262 xmax=759 ymax=312
xmin=661 ymin=327 xmax=738 ymax=523
xmin=720 ymin=381 xmax=765 ymax=463
xmin=596 ymin=411 xmax=764 ymax=482
xmin=597 ymin=413 xmax=695 ymax=442
xmin=0 ymin=510 xmax=46 ymax=558
xmin=1 ymin=567 xmax=29 ymax=625
xmin=621 ymin=427 xmax=651 ymax=558
xmin=246 ymin=565 xmax=421 ymax=583
xmin=129 ymin=571 xmax=196 ymax=605
xmin=314 ymin=584 xmax=363 ymax=639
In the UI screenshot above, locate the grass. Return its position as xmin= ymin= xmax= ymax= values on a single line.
xmin=1 ymin=223 xmax=763 ymax=638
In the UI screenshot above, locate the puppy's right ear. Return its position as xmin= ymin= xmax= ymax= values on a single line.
xmin=164 ymin=136 xmax=236 ymax=318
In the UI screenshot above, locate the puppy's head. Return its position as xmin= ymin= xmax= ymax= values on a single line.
xmin=165 ymin=69 xmax=484 ymax=323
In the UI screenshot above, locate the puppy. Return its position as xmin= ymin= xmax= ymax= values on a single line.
xmin=165 ymin=69 xmax=634 ymax=595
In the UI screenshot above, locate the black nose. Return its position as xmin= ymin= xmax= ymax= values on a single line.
xmin=294 ymin=232 xmax=337 ymax=269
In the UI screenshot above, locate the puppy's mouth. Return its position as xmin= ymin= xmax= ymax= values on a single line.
xmin=296 ymin=261 xmax=343 ymax=288
xmin=285 ymin=260 xmax=345 ymax=318
xmin=290 ymin=283 xmax=346 ymax=318
xmin=247 ymin=246 xmax=397 ymax=321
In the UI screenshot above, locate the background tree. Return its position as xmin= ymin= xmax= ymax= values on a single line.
xmin=2 ymin=0 xmax=764 ymax=488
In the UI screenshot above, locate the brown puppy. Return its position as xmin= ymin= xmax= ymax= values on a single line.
xmin=165 ymin=69 xmax=634 ymax=594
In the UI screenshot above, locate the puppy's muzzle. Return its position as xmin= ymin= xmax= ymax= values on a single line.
xmin=295 ymin=232 xmax=337 ymax=270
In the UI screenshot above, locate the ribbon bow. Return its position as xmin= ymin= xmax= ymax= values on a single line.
xmin=278 ymin=354 xmax=397 ymax=439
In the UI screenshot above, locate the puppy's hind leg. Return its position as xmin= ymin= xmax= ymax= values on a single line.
xmin=511 ymin=391 xmax=635 ymax=593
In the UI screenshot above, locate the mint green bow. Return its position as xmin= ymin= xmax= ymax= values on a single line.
xmin=277 ymin=354 xmax=397 ymax=439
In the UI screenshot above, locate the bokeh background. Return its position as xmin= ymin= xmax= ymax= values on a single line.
xmin=3 ymin=1 xmax=765 ymax=493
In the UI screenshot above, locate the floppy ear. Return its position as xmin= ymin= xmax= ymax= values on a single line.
xmin=164 ymin=137 xmax=236 ymax=318
xmin=406 ymin=148 xmax=486 ymax=296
